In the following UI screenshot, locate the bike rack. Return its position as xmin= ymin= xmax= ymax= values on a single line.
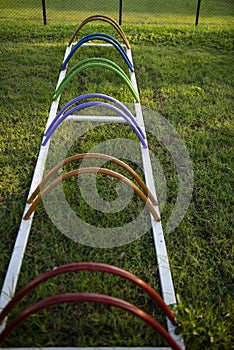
xmin=0 ymin=15 xmax=185 ymax=350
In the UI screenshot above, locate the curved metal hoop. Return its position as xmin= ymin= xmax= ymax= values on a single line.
xmin=0 ymin=262 xmax=175 ymax=325
xmin=68 ymin=14 xmax=130 ymax=48
xmin=80 ymin=33 xmax=130 ymax=63
xmin=27 ymin=153 xmax=157 ymax=206
xmin=23 ymin=167 xmax=160 ymax=221
xmin=0 ymin=293 xmax=181 ymax=349
xmin=45 ymin=91 xmax=144 ymax=139
xmin=62 ymin=34 xmax=133 ymax=72
xmin=53 ymin=62 xmax=139 ymax=102
xmin=64 ymin=57 xmax=129 ymax=80
xmin=61 ymin=57 xmax=133 ymax=94
xmin=42 ymin=102 xmax=146 ymax=147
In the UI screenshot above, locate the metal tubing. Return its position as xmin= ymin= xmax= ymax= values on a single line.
xmin=61 ymin=57 xmax=133 ymax=89
xmin=53 ymin=62 xmax=139 ymax=102
xmin=62 ymin=34 xmax=133 ymax=71
xmin=23 ymin=167 xmax=160 ymax=222
xmin=64 ymin=57 xmax=129 ymax=78
xmin=45 ymin=91 xmax=144 ymax=139
xmin=42 ymin=102 xmax=146 ymax=147
xmin=70 ymin=33 xmax=132 ymax=67
xmin=0 ymin=262 xmax=175 ymax=325
xmin=68 ymin=15 xmax=130 ymax=48
xmin=67 ymin=115 xmax=128 ymax=122
xmin=0 ymin=293 xmax=181 ymax=349
xmin=27 ymin=153 xmax=157 ymax=205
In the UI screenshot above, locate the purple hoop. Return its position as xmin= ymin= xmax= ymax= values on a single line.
xmin=45 ymin=93 xmax=145 ymax=140
xmin=43 ymin=101 xmax=147 ymax=148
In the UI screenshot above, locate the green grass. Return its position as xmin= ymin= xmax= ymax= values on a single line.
xmin=0 ymin=23 xmax=234 ymax=348
xmin=1 ymin=0 xmax=234 ymax=25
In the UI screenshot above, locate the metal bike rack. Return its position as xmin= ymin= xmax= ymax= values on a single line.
xmin=0 ymin=16 xmax=185 ymax=350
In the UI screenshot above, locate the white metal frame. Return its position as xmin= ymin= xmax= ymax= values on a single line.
xmin=0 ymin=42 xmax=184 ymax=350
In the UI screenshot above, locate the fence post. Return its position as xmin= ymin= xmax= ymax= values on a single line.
xmin=42 ymin=0 xmax=47 ymax=25
xmin=195 ymin=0 xmax=201 ymax=26
xmin=119 ymin=0 xmax=123 ymax=25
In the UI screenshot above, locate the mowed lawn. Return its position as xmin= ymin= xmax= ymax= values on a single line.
xmin=1 ymin=0 xmax=234 ymax=25
xmin=0 ymin=22 xmax=233 ymax=349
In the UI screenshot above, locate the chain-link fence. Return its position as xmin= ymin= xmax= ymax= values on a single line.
xmin=1 ymin=0 xmax=234 ymax=26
